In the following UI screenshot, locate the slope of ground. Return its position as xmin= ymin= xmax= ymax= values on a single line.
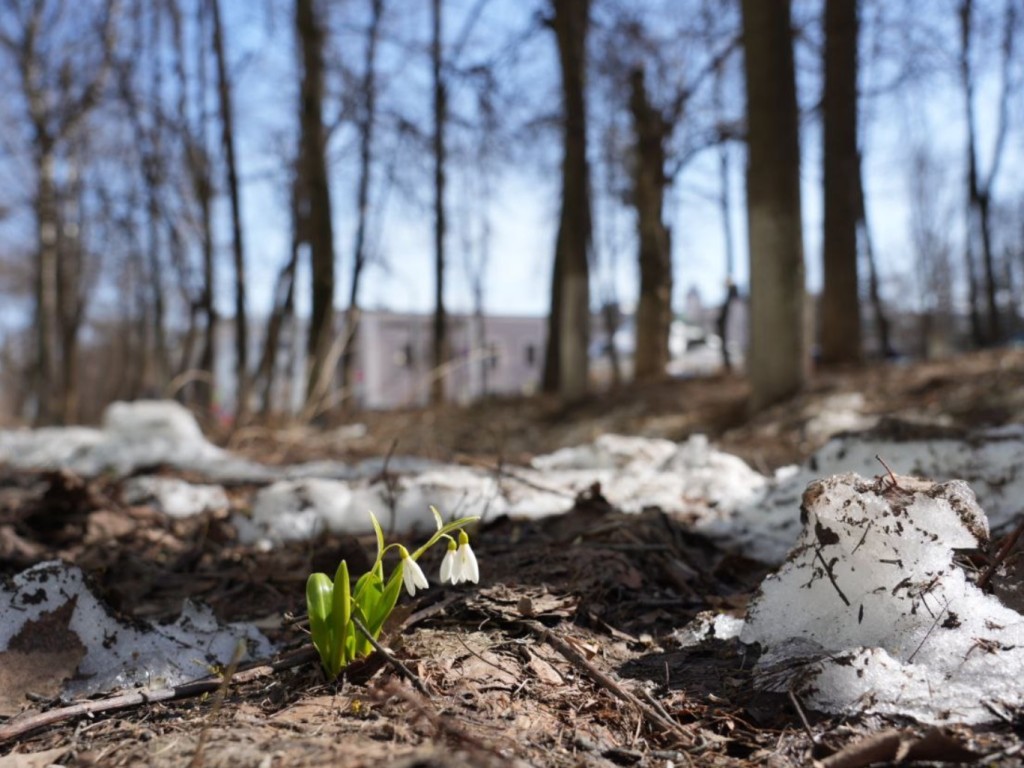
xmin=1 ymin=348 xmax=1023 ymax=767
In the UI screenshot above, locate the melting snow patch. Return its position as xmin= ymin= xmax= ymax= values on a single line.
xmin=0 ymin=400 xmax=271 ymax=481
xmin=741 ymin=472 xmax=1024 ymax=725
xmin=716 ymin=424 xmax=1024 ymax=563
xmin=672 ymin=610 xmax=745 ymax=648
xmin=239 ymin=434 xmax=771 ymax=544
xmin=0 ymin=561 xmax=273 ymax=700
xmin=123 ymin=476 xmax=231 ymax=518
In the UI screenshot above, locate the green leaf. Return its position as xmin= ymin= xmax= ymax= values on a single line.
xmin=351 ymin=600 xmax=372 ymax=657
xmin=366 ymin=565 xmax=405 ymax=639
xmin=430 ymin=505 xmax=444 ymax=531
xmin=369 ymin=510 xmax=386 ymax=565
xmin=331 ymin=560 xmax=352 ymax=671
xmin=305 ymin=573 xmax=334 ymax=675
xmin=353 ymin=562 xmax=386 ymax=658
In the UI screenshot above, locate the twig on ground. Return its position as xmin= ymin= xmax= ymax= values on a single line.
xmin=0 ymin=645 xmax=319 ymax=746
xmin=814 ymin=546 xmax=850 ymax=607
xmin=787 ymin=687 xmax=818 ymax=746
xmin=518 ymin=619 xmax=692 ymax=746
xmin=351 ymin=614 xmax=430 ymax=698
xmin=977 ymin=514 xmax=1024 ymax=590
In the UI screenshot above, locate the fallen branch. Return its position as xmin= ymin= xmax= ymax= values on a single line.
xmin=0 ymin=645 xmax=319 ymax=746
xmin=977 ymin=514 xmax=1024 ymax=590
xmin=351 ymin=614 xmax=430 ymax=698
xmin=1 ymin=591 xmax=468 ymax=746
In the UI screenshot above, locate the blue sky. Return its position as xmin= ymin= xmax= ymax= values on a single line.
xmin=1 ymin=0 xmax=1020 ymax=332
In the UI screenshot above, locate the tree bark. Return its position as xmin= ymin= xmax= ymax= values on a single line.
xmin=546 ymin=0 xmax=592 ymax=400
xmin=33 ymin=145 xmax=59 ymax=424
xmin=741 ymin=0 xmax=807 ymax=410
xmin=431 ymin=0 xmax=448 ymax=404
xmin=629 ymin=66 xmax=672 ymax=382
xmin=297 ymin=0 xmax=336 ymax=414
xmin=210 ymin=0 xmax=249 ymax=421
xmin=820 ymin=0 xmax=861 ymax=366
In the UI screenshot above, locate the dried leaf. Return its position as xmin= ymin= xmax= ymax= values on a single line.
xmin=0 ymin=599 xmax=86 ymax=716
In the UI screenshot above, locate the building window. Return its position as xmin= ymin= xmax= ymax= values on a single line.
xmin=487 ymin=342 xmax=501 ymax=371
xmin=395 ymin=342 xmax=415 ymax=368
xmin=524 ymin=344 xmax=536 ymax=367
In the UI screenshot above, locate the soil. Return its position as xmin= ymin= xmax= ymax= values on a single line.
xmin=2 ymin=347 xmax=1024 ymax=767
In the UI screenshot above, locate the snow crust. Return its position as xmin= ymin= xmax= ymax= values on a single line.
xmin=713 ymin=426 xmax=1024 ymax=563
xmin=742 ymin=473 xmax=1024 ymax=724
xmin=0 ymin=561 xmax=273 ymax=698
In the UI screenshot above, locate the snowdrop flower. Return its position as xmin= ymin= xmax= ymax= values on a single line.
xmin=454 ymin=530 xmax=479 ymax=584
xmin=439 ymin=539 xmax=458 ymax=584
xmin=400 ymin=548 xmax=429 ymax=596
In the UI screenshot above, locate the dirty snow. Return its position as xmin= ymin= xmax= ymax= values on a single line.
xmin=713 ymin=425 xmax=1024 ymax=563
xmin=740 ymin=473 xmax=1024 ymax=725
xmin=0 ymin=561 xmax=273 ymax=699
xmin=123 ymin=476 xmax=230 ymax=518
xmin=2 ymin=401 xmax=1023 ymax=564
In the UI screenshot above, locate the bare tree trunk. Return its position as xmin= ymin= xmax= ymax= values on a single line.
xmin=210 ymin=0 xmax=249 ymax=421
xmin=196 ymin=147 xmax=217 ymax=409
xmin=297 ymin=0 xmax=336 ymax=414
xmin=741 ymin=0 xmax=807 ymax=410
xmin=257 ymin=241 xmax=300 ymax=418
xmin=547 ymin=0 xmax=592 ymax=400
xmin=959 ymin=0 xmax=985 ymax=347
xmin=56 ymin=153 xmax=88 ymax=423
xmin=820 ymin=0 xmax=862 ymax=366
xmin=542 ymin=250 xmax=562 ymax=392
xmin=342 ymin=0 xmax=385 ymax=403
xmin=7 ymin=0 xmax=116 ymax=423
xmin=713 ymin=73 xmax=737 ymax=373
xmin=33 ymin=146 xmax=59 ymax=424
xmin=958 ymin=0 xmax=1014 ymax=347
xmin=629 ymin=66 xmax=672 ymax=382
xmin=855 ymin=150 xmax=892 ymax=358
xmin=430 ymin=0 xmax=448 ymax=404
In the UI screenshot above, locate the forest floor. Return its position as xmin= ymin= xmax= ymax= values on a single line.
xmin=2 ymin=347 xmax=1024 ymax=767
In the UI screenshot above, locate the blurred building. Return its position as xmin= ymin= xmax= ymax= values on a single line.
xmin=215 ymin=310 xmax=547 ymax=413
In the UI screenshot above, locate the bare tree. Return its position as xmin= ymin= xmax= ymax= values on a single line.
xmin=908 ymin=143 xmax=956 ymax=358
xmin=855 ymin=147 xmax=893 ymax=358
xmin=543 ymin=0 xmax=592 ymax=400
xmin=0 ymin=0 xmax=118 ymax=424
xmin=820 ymin=0 xmax=862 ymax=366
xmin=340 ymin=0 xmax=385 ymax=404
xmin=297 ymin=0 xmax=336 ymax=413
xmin=741 ymin=0 xmax=806 ymax=410
xmin=957 ymin=0 xmax=1016 ymax=346
xmin=628 ymin=66 xmax=672 ymax=382
xmin=431 ymin=0 xmax=448 ymax=404
xmin=210 ymin=0 xmax=249 ymax=421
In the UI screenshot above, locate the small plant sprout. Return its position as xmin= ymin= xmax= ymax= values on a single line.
xmin=305 ymin=506 xmax=479 ymax=678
